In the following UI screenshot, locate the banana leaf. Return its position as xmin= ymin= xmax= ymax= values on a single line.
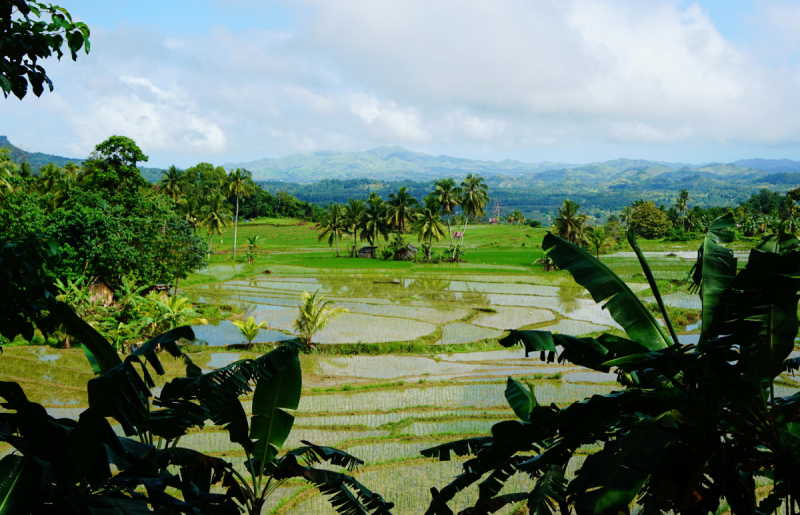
xmin=505 ymin=378 xmax=537 ymax=422
xmin=542 ymin=232 xmax=671 ymax=349
xmin=0 ymin=455 xmax=42 ymax=515
xmin=627 ymin=229 xmax=679 ymax=345
xmin=688 ymin=213 xmax=736 ymax=347
xmin=250 ymin=351 xmax=302 ymax=476
xmin=420 ymin=437 xmax=493 ymax=461
xmin=52 ymin=301 xmax=122 ymax=374
xmin=464 ymin=493 xmax=530 ymax=515
xmin=570 ymin=418 xmax=677 ymax=515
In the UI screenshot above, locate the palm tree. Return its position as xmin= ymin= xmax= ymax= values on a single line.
xmin=553 ymin=199 xmax=588 ymax=245
xmin=317 ymin=203 xmax=346 ymax=257
xmin=231 ymin=316 xmax=269 ymax=347
xmin=0 ymin=148 xmax=17 ymax=198
xmin=509 ymin=209 xmax=524 ymax=224
xmin=178 ymin=196 xmax=201 ymax=233
xmin=200 ymin=191 xmax=233 ymax=258
xmin=364 ymin=194 xmax=390 ymax=245
xmin=228 ymin=168 xmax=257 ymax=259
xmin=435 ymin=178 xmax=461 ymax=247
xmin=294 ymin=291 xmax=348 ymax=350
xmin=620 ymin=206 xmax=633 ymax=229
xmin=245 ymin=235 xmax=260 ymax=264
xmin=585 ymin=226 xmax=614 ymax=259
xmin=675 ymin=189 xmax=690 ymax=229
xmin=343 ymin=198 xmax=367 ymax=257
xmin=144 ymin=294 xmax=207 ymax=337
xmin=158 ymin=165 xmax=186 ymax=201
xmin=386 ymin=186 xmax=419 ymax=234
xmin=459 ymin=173 xmax=489 ymax=243
xmin=412 ymin=194 xmax=447 ymax=262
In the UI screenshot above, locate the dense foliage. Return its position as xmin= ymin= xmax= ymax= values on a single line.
xmin=1 ymin=0 xmax=90 ymax=99
xmin=423 ymin=219 xmax=800 ymax=515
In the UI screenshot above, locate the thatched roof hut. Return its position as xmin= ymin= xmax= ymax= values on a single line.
xmin=393 ymin=244 xmax=418 ymax=261
xmin=88 ymin=278 xmax=114 ymax=306
xmin=357 ymin=246 xmax=378 ymax=258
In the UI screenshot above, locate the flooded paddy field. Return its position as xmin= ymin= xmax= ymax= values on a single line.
xmin=1 ymin=220 xmax=770 ymax=513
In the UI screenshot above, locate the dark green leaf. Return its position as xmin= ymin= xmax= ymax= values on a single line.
xmin=505 ymin=378 xmax=537 ymax=422
xmin=543 ymin=232 xmax=671 ymax=349
xmin=0 ymin=455 xmax=42 ymax=515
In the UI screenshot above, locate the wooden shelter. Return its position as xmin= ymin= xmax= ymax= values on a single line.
xmin=88 ymin=278 xmax=114 ymax=306
xmin=357 ymin=246 xmax=378 ymax=259
xmin=393 ymin=244 xmax=419 ymax=261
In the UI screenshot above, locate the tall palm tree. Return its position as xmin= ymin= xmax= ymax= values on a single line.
xmin=37 ymin=163 xmax=62 ymax=194
xmin=343 ymin=198 xmax=367 ymax=257
xmin=227 ymin=168 xmax=256 ymax=259
xmin=554 ymin=199 xmax=588 ymax=245
xmin=316 ymin=203 xmax=346 ymax=257
xmin=294 ymin=291 xmax=348 ymax=350
xmin=178 ymin=196 xmax=201 ymax=233
xmin=386 ymin=186 xmax=419 ymax=234
xmin=459 ymin=173 xmax=489 ymax=243
xmin=585 ymin=226 xmax=614 ymax=259
xmin=200 ymin=191 xmax=233 ymax=258
xmin=412 ymin=194 xmax=447 ymax=262
xmin=620 ymin=206 xmax=633 ymax=229
xmin=435 ymin=178 xmax=462 ymax=247
xmin=158 ymin=165 xmax=186 ymax=202
xmin=364 ymin=194 xmax=390 ymax=245
xmin=675 ymin=189 xmax=691 ymax=229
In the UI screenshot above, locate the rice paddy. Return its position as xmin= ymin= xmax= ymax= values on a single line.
xmin=1 ymin=221 xmax=784 ymax=513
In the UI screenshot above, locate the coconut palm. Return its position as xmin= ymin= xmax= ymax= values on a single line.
xmin=435 ymin=178 xmax=462 ymax=247
xmin=228 ymin=168 xmax=257 ymax=259
xmin=178 ymin=196 xmax=201 ymax=233
xmin=0 ymin=148 xmax=17 ymax=198
xmin=620 ymin=205 xmax=633 ymax=229
xmin=143 ymin=293 xmax=207 ymax=337
xmin=585 ymin=226 xmax=614 ymax=259
xmin=459 ymin=173 xmax=489 ymax=243
xmin=317 ymin=203 xmax=346 ymax=257
xmin=412 ymin=194 xmax=447 ymax=262
xmin=294 ymin=291 xmax=348 ymax=350
xmin=231 ymin=316 xmax=269 ymax=347
xmin=675 ymin=188 xmax=691 ymax=229
xmin=554 ymin=199 xmax=588 ymax=245
xmin=37 ymin=162 xmax=62 ymax=194
xmin=364 ymin=194 xmax=390 ymax=245
xmin=158 ymin=165 xmax=186 ymax=201
xmin=508 ymin=209 xmax=525 ymax=224
xmin=386 ymin=186 xmax=419 ymax=234
xmin=343 ymin=198 xmax=367 ymax=257
xmin=200 ymin=191 xmax=233 ymax=258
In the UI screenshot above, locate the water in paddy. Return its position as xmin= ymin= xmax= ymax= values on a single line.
xmin=191 ymin=320 xmax=294 ymax=346
xmin=185 ymin=269 xmax=632 ymax=346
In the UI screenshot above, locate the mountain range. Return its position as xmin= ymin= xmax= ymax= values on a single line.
xmin=3 ymin=135 xmax=800 ymax=186
xmin=222 ymin=146 xmax=799 ymax=184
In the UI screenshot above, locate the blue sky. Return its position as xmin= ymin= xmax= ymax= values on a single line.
xmin=6 ymin=0 xmax=800 ymax=168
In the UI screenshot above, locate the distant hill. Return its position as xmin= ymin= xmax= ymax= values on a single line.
xmin=225 ymin=146 xmax=779 ymax=184
xmin=734 ymin=158 xmax=800 ymax=173
xmin=0 ymin=136 xmax=163 ymax=182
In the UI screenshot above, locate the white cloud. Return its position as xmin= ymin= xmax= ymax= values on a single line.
xmin=6 ymin=0 xmax=800 ymax=165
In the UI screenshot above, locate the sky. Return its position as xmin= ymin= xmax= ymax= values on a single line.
xmin=6 ymin=0 xmax=800 ymax=168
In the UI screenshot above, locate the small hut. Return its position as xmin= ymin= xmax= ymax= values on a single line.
xmin=489 ymin=218 xmax=499 ymax=224
xmin=88 ymin=278 xmax=114 ymax=306
xmin=141 ymin=283 xmax=171 ymax=296
xmin=393 ymin=244 xmax=419 ymax=261
xmin=357 ymin=246 xmax=378 ymax=259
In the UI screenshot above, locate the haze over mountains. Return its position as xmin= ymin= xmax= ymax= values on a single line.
xmin=223 ymin=146 xmax=799 ymax=184
xmin=3 ymin=136 xmax=800 ymax=186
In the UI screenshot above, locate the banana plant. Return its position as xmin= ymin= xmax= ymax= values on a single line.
xmin=422 ymin=217 xmax=800 ymax=515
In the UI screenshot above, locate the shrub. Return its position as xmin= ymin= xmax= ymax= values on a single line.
xmin=663 ymin=227 xmax=701 ymax=242
xmin=629 ymin=201 xmax=671 ymax=239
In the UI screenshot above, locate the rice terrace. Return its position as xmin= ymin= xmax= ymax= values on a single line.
xmin=6 ymin=1 xmax=800 ymax=514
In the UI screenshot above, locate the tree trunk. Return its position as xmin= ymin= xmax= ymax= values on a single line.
xmin=233 ymin=194 xmax=239 ymax=259
xmin=353 ymin=228 xmax=358 ymax=258
xmin=335 ymin=234 xmax=339 ymax=257
xmin=174 ymin=277 xmax=179 ymax=297
xmin=208 ymin=235 xmax=213 ymax=259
